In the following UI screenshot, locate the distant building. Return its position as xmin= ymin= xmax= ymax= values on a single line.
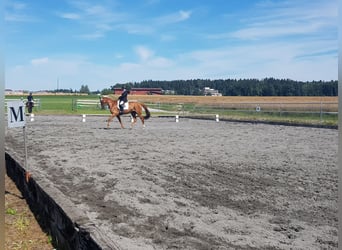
xmin=5 ymin=89 xmax=25 ymax=95
xmin=203 ymin=87 xmax=222 ymax=96
xmin=163 ymin=89 xmax=175 ymax=95
xmin=114 ymin=88 xmax=163 ymax=95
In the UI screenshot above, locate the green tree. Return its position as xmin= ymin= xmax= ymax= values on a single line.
xmin=101 ymin=88 xmax=113 ymax=95
xmin=105 ymin=78 xmax=337 ymax=97
xmin=80 ymin=85 xmax=90 ymax=94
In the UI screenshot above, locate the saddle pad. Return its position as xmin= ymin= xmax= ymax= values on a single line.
xmin=117 ymin=101 xmax=129 ymax=110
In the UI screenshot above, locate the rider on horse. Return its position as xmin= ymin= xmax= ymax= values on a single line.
xmin=118 ymin=87 xmax=129 ymax=113
xmin=26 ymin=92 xmax=34 ymax=113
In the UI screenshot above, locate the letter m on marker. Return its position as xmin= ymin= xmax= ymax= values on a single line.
xmin=7 ymin=101 xmax=26 ymax=128
xmin=9 ymin=106 xmax=24 ymax=123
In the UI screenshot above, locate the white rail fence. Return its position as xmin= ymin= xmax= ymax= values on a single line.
xmin=4 ymin=99 xmax=41 ymax=113
xmin=148 ymin=101 xmax=338 ymax=125
xmin=3 ymin=99 xmax=338 ymax=125
xmin=72 ymin=99 xmax=101 ymax=110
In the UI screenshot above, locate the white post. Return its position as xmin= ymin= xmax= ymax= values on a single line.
xmin=82 ymin=114 xmax=86 ymax=122
xmin=175 ymin=115 xmax=179 ymax=122
xmin=30 ymin=113 xmax=34 ymax=122
xmin=215 ymin=114 xmax=219 ymax=122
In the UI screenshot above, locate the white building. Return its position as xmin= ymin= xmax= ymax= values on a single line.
xmin=203 ymin=87 xmax=222 ymax=96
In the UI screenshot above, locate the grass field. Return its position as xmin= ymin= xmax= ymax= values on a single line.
xmin=5 ymin=94 xmax=338 ymax=127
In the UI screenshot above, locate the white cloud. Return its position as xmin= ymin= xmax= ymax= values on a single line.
xmin=78 ymin=32 xmax=105 ymax=40
xmin=160 ymin=34 xmax=176 ymax=42
xmin=6 ymin=41 xmax=337 ymax=92
xmin=5 ymin=1 xmax=36 ymax=22
xmin=134 ymin=46 xmax=154 ymax=61
xmin=145 ymin=0 xmax=160 ymax=5
xmin=114 ymin=54 xmax=124 ymax=59
xmin=231 ymin=0 xmax=337 ymax=40
xmin=231 ymin=24 xmax=317 ymax=40
xmin=5 ymin=1 xmax=337 ymax=91
xmin=156 ymin=10 xmax=192 ymax=25
xmin=58 ymin=1 xmax=125 ymax=39
xmin=117 ymin=23 xmax=154 ymax=35
xmin=180 ymin=38 xmax=337 ymax=81
xmin=30 ymin=57 xmax=49 ymax=65
xmin=59 ymin=12 xmax=81 ymax=20
xmin=146 ymin=57 xmax=173 ymax=68
xmin=8 ymin=2 xmax=27 ymax=10
xmin=178 ymin=10 xmax=191 ymax=21
xmin=7 ymin=56 xmax=97 ymax=91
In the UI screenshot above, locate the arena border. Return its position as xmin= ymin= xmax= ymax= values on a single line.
xmin=5 ymin=152 xmax=102 ymax=250
xmin=157 ymin=115 xmax=338 ymax=129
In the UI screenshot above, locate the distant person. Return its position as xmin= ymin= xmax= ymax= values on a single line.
xmin=118 ymin=87 xmax=129 ymax=113
xmin=26 ymin=92 xmax=34 ymax=113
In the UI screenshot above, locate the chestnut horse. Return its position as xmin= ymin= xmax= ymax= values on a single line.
xmin=100 ymin=95 xmax=150 ymax=129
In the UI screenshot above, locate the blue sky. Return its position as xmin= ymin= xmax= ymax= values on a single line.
xmin=5 ymin=0 xmax=338 ymax=92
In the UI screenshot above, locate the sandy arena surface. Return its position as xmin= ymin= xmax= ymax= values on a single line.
xmin=5 ymin=115 xmax=338 ymax=250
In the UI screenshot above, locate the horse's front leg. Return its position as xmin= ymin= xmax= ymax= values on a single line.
xmin=107 ymin=114 xmax=115 ymax=128
xmin=116 ymin=115 xmax=125 ymax=129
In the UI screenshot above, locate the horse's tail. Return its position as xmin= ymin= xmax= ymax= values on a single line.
xmin=140 ymin=103 xmax=151 ymax=120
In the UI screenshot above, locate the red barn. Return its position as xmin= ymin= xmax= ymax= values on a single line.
xmin=114 ymin=88 xmax=163 ymax=95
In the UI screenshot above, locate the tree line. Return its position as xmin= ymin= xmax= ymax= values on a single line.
xmin=113 ymin=78 xmax=337 ymax=96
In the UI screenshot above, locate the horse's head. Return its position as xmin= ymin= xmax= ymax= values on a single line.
xmin=99 ymin=96 xmax=107 ymax=109
xmin=99 ymin=95 xmax=115 ymax=110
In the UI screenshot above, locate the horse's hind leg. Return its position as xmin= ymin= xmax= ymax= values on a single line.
xmin=130 ymin=115 xmax=137 ymax=129
xmin=138 ymin=114 xmax=145 ymax=128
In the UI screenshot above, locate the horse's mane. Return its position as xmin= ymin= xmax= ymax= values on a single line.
xmin=102 ymin=95 xmax=138 ymax=104
xmin=102 ymin=95 xmax=116 ymax=102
